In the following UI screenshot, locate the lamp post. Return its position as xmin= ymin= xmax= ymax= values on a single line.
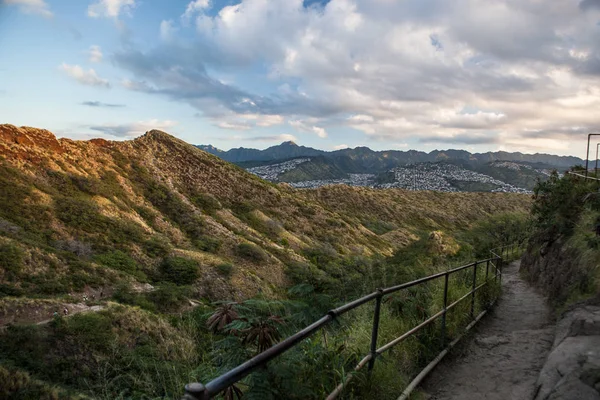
xmin=584 ymin=134 xmax=600 ymax=178
xmin=594 ymin=143 xmax=600 ymax=178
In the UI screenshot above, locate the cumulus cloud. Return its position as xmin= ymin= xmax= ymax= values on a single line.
xmin=88 ymin=45 xmax=103 ymax=63
xmin=89 ymin=119 xmax=177 ymax=137
xmin=333 ymin=144 xmax=349 ymax=150
xmin=59 ymin=63 xmax=110 ymax=88
xmin=182 ymin=0 xmax=211 ymax=22
xmin=4 ymin=0 xmax=52 ymax=17
xmin=81 ymin=101 xmax=124 ymax=108
xmin=112 ymin=0 xmax=600 ymax=152
xmin=88 ymin=0 xmax=136 ymax=18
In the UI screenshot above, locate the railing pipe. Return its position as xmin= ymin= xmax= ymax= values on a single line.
xmin=368 ymin=289 xmax=383 ymax=371
xmin=182 ymin=248 xmax=521 ymax=400
xmin=440 ymin=272 xmax=449 ymax=348
xmin=470 ymin=261 xmax=478 ymax=319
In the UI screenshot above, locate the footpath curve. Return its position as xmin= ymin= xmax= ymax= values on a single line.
xmin=421 ymin=260 xmax=554 ymax=400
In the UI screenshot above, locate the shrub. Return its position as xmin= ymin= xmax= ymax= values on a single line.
xmin=112 ymin=283 xmax=156 ymax=312
xmin=0 ymin=283 xmax=24 ymax=297
xmin=55 ymin=197 xmax=104 ymax=232
xmin=216 ymin=263 xmax=234 ymax=277
xmin=192 ymin=193 xmax=222 ymax=214
xmin=236 ymin=243 xmax=268 ymax=263
xmin=194 ymin=235 xmax=222 ymax=253
xmin=0 ymin=242 xmax=24 ymax=276
xmin=144 ymin=236 xmax=172 ymax=257
xmin=303 ymin=243 xmax=339 ymax=267
xmin=147 ymin=283 xmax=191 ymax=312
xmin=94 ymin=250 xmax=138 ymax=274
xmin=160 ymin=256 xmax=200 ymax=285
xmin=94 ymin=250 xmax=146 ymax=281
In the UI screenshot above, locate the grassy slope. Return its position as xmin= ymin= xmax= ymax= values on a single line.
xmin=0 ymin=124 xmax=532 ymax=399
xmin=0 ymin=124 xmax=531 ymax=302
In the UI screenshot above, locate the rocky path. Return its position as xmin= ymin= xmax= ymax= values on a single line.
xmin=421 ymin=261 xmax=555 ymax=400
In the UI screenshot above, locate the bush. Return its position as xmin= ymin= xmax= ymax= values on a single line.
xmin=192 ymin=193 xmax=222 ymax=214
xmin=0 ymin=242 xmax=24 ymax=276
xmin=235 ymin=243 xmax=268 ymax=263
xmin=94 ymin=250 xmax=146 ymax=281
xmin=160 ymin=256 xmax=200 ymax=285
xmin=144 ymin=236 xmax=172 ymax=257
xmin=55 ymin=197 xmax=103 ymax=231
xmin=216 ymin=263 xmax=234 ymax=277
xmin=147 ymin=283 xmax=191 ymax=312
xmin=194 ymin=235 xmax=222 ymax=253
xmin=0 ymin=283 xmax=24 ymax=297
xmin=303 ymin=243 xmax=339 ymax=267
xmin=94 ymin=250 xmax=137 ymax=273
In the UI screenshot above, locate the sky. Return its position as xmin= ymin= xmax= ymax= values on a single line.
xmin=1 ymin=0 xmax=600 ymax=157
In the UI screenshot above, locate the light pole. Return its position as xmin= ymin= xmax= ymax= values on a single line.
xmin=595 ymin=143 xmax=600 ymax=176
xmin=584 ymin=134 xmax=600 ymax=178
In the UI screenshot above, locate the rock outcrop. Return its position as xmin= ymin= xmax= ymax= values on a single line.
xmin=534 ymin=305 xmax=600 ymax=400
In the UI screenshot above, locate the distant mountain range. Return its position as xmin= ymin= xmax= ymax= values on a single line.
xmin=197 ymin=141 xmax=583 ymax=171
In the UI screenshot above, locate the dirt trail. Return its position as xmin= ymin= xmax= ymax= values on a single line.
xmin=421 ymin=261 xmax=555 ymax=400
xmin=0 ymin=303 xmax=105 ymax=331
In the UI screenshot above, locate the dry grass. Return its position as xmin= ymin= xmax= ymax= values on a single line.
xmin=0 ymin=124 xmax=531 ymax=300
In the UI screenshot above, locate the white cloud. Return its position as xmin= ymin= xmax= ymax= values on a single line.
xmin=89 ymin=119 xmax=177 ymax=137
xmin=333 ymin=144 xmax=349 ymax=150
xmin=212 ymin=113 xmax=285 ymax=131
xmin=289 ymin=120 xmax=328 ymax=138
xmin=221 ymin=133 xmax=297 ymax=142
xmin=160 ymin=20 xmax=177 ymax=41
xmin=112 ymin=0 xmax=600 ymax=154
xmin=88 ymin=0 xmax=136 ymax=18
xmin=217 ymin=121 xmax=252 ymax=130
xmin=182 ymin=0 xmax=210 ymax=22
xmin=4 ymin=0 xmax=52 ymax=17
xmin=88 ymin=45 xmax=103 ymax=63
xmin=59 ymin=63 xmax=110 ymax=88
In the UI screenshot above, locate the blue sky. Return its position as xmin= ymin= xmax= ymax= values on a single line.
xmin=1 ymin=0 xmax=600 ymax=157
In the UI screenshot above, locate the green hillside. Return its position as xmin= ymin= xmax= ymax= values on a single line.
xmin=0 ymin=124 xmax=532 ymax=399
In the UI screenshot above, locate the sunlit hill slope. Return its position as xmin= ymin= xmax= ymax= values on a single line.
xmin=0 ymin=124 xmax=530 ymax=302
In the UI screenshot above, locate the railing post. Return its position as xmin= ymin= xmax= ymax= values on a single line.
xmin=368 ymin=289 xmax=383 ymax=371
xmin=184 ymin=383 xmax=208 ymax=400
xmin=470 ymin=262 xmax=478 ymax=320
xmin=440 ymin=272 xmax=449 ymax=348
xmin=499 ymin=253 xmax=503 ymax=285
xmin=485 ymin=259 xmax=490 ymax=281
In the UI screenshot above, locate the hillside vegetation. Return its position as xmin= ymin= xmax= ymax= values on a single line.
xmin=0 ymin=124 xmax=532 ymax=399
xmin=521 ymin=170 xmax=600 ymax=309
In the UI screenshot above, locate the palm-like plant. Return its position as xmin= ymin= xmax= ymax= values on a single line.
xmin=222 ymin=384 xmax=244 ymax=400
xmin=241 ymin=315 xmax=285 ymax=353
xmin=207 ymin=302 xmax=239 ymax=333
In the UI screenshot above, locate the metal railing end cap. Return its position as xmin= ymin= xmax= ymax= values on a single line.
xmin=185 ymin=383 xmax=206 ymax=394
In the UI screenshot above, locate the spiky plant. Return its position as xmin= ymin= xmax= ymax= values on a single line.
xmin=207 ymin=302 xmax=239 ymax=333
xmin=241 ymin=315 xmax=285 ymax=354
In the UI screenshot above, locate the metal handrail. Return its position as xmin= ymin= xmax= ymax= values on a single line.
xmin=566 ymin=171 xmax=600 ymax=181
xmin=183 ymin=243 xmax=524 ymax=400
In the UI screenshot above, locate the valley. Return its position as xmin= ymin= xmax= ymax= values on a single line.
xmin=202 ymin=141 xmax=572 ymax=193
xmin=0 ymin=124 xmax=533 ymax=399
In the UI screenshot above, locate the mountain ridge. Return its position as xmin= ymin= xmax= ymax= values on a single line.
xmin=197 ymin=141 xmax=583 ymax=169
